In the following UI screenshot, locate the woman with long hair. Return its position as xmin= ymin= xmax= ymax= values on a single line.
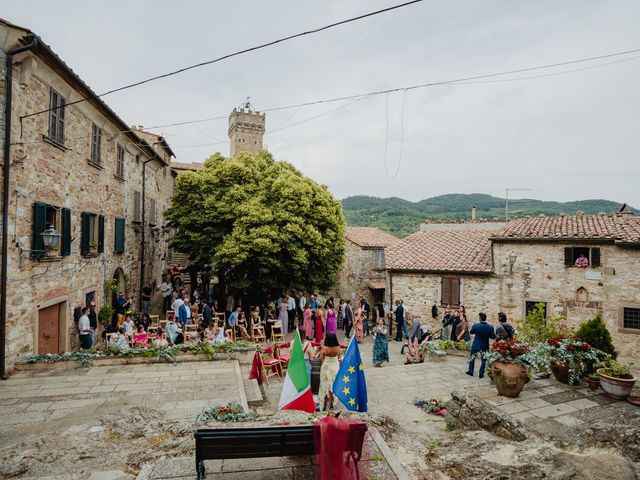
xmin=372 ymin=316 xmax=389 ymax=367
xmin=279 ymin=294 xmax=289 ymax=335
xmin=318 ymin=332 xmax=341 ymax=410
xmin=314 ymin=307 xmax=324 ymax=344
xmin=303 ymin=303 xmax=314 ymax=340
xmin=325 ymin=301 xmax=337 ymax=334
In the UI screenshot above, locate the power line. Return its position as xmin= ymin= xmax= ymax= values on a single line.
xmin=20 ymin=0 xmax=424 ymax=120
xmin=145 ymin=48 xmax=640 ymax=131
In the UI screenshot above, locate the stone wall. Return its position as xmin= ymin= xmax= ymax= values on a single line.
xmin=334 ymin=240 xmax=386 ymax=305
xmin=0 ymin=45 xmax=173 ymax=370
xmin=388 ymin=241 xmax=640 ymax=355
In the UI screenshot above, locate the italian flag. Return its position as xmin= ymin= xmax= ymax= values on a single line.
xmin=278 ymin=329 xmax=315 ymax=413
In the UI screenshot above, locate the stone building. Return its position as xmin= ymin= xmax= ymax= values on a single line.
xmin=335 ymin=227 xmax=399 ymax=306
xmin=228 ymin=103 xmax=265 ymax=157
xmin=0 ymin=20 xmax=175 ymax=372
xmin=386 ymin=212 xmax=640 ymax=355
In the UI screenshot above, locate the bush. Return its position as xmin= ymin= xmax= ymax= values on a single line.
xmin=98 ymin=305 xmax=114 ymax=326
xmin=516 ymin=303 xmax=573 ymax=344
xmin=575 ymin=315 xmax=617 ymax=360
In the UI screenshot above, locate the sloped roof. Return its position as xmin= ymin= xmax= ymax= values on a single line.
xmin=171 ymin=162 xmax=203 ymax=172
xmin=345 ymin=226 xmax=400 ymax=248
xmin=386 ymin=230 xmax=493 ymax=273
xmin=493 ymin=213 xmax=640 ymax=245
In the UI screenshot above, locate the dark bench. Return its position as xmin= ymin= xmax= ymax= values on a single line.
xmin=194 ymin=424 xmax=367 ymax=479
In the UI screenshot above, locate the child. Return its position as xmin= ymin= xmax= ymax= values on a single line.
xmin=133 ymin=324 xmax=148 ymax=347
xmin=122 ymin=315 xmax=135 ymax=337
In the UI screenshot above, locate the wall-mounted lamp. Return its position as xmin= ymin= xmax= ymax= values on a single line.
xmin=42 ymin=225 xmax=62 ymax=250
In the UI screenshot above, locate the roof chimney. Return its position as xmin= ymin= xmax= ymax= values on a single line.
xmin=471 ymin=205 xmax=477 ymax=222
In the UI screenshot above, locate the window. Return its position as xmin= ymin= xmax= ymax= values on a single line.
xmin=133 ymin=191 xmax=142 ymax=222
xmin=90 ymin=123 xmax=102 ymax=166
xmin=623 ymin=308 xmax=640 ymax=330
xmin=81 ymin=212 xmax=104 ymax=255
xmin=148 ymin=198 xmax=156 ymax=225
xmin=48 ymin=87 xmax=65 ymax=145
xmin=114 ymin=217 xmax=125 ymax=253
xmin=32 ymin=202 xmax=71 ymax=259
xmin=372 ymin=248 xmax=385 ymax=270
xmin=441 ymin=277 xmax=460 ymax=305
xmin=116 ymin=144 xmax=125 ymax=179
xmin=564 ymin=247 xmax=600 ymax=268
xmin=525 ymin=301 xmax=547 ymax=318
xmin=85 ymin=291 xmax=96 ymax=308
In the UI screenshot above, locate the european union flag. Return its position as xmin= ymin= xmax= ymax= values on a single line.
xmin=332 ymin=336 xmax=368 ymax=412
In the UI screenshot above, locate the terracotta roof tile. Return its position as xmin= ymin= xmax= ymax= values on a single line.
xmin=171 ymin=162 xmax=203 ymax=172
xmin=493 ymin=214 xmax=640 ymax=244
xmin=386 ymin=230 xmax=493 ymax=273
xmin=345 ymin=226 xmax=400 ymax=248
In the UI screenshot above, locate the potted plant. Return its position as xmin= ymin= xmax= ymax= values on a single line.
xmin=45 ymin=245 xmax=59 ymax=257
xmin=543 ymin=336 xmax=605 ymax=385
xmin=584 ymin=372 xmax=600 ymax=390
xmin=597 ymin=359 xmax=636 ymax=399
xmin=575 ymin=315 xmax=617 ymax=359
xmin=89 ymin=241 xmax=98 ymax=252
xmin=485 ymin=340 xmax=543 ymax=398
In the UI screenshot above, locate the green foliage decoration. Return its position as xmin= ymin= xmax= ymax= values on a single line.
xmin=597 ymin=358 xmax=635 ymax=379
xmin=196 ymin=402 xmax=256 ymax=423
xmin=165 ymin=151 xmax=345 ymax=292
xmin=575 ymin=314 xmax=617 ymax=360
xmin=515 ymin=303 xmax=573 ymax=344
xmin=98 ymin=305 xmax=114 ymax=326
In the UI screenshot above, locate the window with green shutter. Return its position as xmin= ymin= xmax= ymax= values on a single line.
xmin=61 ymin=208 xmax=71 ymax=256
xmin=32 ymin=202 xmax=48 ymax=260
xmin=81 ymin=212 xmax=91 ymax=255
xmin=114 ymin=217 xmax=125 ymax=254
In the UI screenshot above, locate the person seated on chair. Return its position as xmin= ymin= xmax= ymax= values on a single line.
xmin=227 ymin=306 xmax=241 ymax=329
xmin=166 ymin=318 xmax=184 ymax=345
xmin=235 ymin=312 xmax=250 ymax=340
xmin=153 ymin=328 xmax=168 ymax=346
xmin=109 ymin=327 xmax=130 ymax=352
xmin=186 ymin=327 xmax=202 ymax=344
xmin=211 ymin=322 xmax=226 ymax=345
xmin=132 ymin=324 xmax=149 ymax=348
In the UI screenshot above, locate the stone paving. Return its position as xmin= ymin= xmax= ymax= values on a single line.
xmin=0 ymin=360 xmax=246 ymax=451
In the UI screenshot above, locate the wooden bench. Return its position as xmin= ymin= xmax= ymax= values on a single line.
xmin=194 ymin=424 xmax=367 ymax=479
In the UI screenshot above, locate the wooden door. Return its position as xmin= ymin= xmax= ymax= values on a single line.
xmin=38 ymin=303 xmax=61 ymax=354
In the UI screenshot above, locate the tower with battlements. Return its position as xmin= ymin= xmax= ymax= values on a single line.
xmin=228 ymin=102 xmax=265 ymax=157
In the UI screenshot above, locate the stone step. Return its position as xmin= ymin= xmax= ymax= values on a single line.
xmin=241 ymin=364 xmax=264 ymax=406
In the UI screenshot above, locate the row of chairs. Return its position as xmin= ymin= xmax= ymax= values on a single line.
xmin=257 ymin=344 xmax=291 ymax=385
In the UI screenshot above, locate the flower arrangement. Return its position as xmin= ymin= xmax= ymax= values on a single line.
xmin=480 ymin=339 xmax=546 ymax=372
xmin=540 ymin=336 xmax=606 ymax=384
xmin=197 ymin=402 xmax=256 ymax=423
xmin=420 ymin=339 xmax=471 ymax=353
xmin=412 ymin=398 xmax=447 ymax=416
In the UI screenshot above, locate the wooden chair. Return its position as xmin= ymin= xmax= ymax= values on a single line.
xmin=252 ymin=322 xmax=266 ymax=343
xmin=225 ymin=327 xmax=236 ymax=342
xmin=259 ymin=351 xmax=282 ymax=385
xmin=149 ymin=315 xmax=160 ymax=327
xmin=271 ymin=322 xmax=285 ymax=343
xmin=273 ymin=344 xmax=291 ymax=371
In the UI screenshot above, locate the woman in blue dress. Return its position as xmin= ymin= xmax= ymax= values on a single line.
xmin=372 ymin=316 xmax=389 ymax=367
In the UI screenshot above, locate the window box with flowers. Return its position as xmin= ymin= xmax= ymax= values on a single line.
xmin=542 ymin=336 xmax=606 ymax=385
xmin=482 ymin=340 xmax=546 ymax=398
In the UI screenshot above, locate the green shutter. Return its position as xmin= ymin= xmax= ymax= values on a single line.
xmin=61 ymin=208 xmax=71 ymax=256
xmin=81 ymin=212 xmax=91 ymax=255
xmin=98 ymin=215 xmax=105 ymax=253
xmin=114 ymin=217 xmax=125 ymax=253
xmin=32 ymin=202 xmax=47 ymax=260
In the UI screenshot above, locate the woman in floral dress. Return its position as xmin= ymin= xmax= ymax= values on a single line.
xmin=318 ymin=333 xmax=341 ymax=410
xmin=372 ymin=316 xmax=389 ymax=367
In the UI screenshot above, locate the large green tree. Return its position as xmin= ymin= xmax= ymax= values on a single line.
xmin=165 ymin=151 xmax=345 ymax=293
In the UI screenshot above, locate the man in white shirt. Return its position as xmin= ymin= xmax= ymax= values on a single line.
xmin=287 ymin=292 xmax=296 ymax=331
xmin=299 ymin=292 xmax=308 ymax=315
xmin=160 ymin=278 xmax=173 ymax=314
xmin=78 ymin=307 xmax=93 ymax=349
xmin=172 ymin=294 xmax=184 ymax=317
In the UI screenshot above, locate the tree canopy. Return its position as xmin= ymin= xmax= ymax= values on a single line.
xmin=165 ymin=151 xmax=345 ymax=293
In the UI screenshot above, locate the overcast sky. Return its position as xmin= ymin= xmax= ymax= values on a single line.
xmin=6 ymin=1 xmax=640 ymax=206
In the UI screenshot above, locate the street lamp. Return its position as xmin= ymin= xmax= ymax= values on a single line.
xmin=508 ymin=251 xmax=517 ymax=273
xmin=41 ymin=225 xmax=61 ymax=250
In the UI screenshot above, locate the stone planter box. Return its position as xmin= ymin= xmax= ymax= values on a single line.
xmin=15 ymin=349 xmax=256 ymax=372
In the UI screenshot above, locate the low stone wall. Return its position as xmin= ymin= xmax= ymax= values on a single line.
xmin=14 ymin=349 xmax=256 ymax=372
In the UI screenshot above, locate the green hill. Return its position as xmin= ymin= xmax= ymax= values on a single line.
xmin=341 ymin=194 xmax=634 ymax=237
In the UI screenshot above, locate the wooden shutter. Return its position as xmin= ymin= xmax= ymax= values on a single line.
xmin=441 ymin=277 xmax=450 ymax=305
xmin=81 ymin=212 xmax=91 ymax=255
xmin=32 ymin=202 xmax=47 ymax=260
xmin=564 ymin=247 xmax=573 ymax=266
xmin=114 ymin=217 xmax=125 ymax=253
xmin=98 ymin=215 xmax=105 ymax=253
xmin=61 ymin=208 xmax=71 ymax=256
xmin=58 ymin=93 xmax=65 ymax=143
xmin=48 ymin=88 xmax=57 ymax=140
xmin=451 ymin=277 xmax=461 ymax=305
xmin=590 ymin=247 xmax=601 ymax=267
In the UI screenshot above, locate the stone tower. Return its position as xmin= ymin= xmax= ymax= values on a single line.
xmin=228 ymin=102 xmax=265 ymax=157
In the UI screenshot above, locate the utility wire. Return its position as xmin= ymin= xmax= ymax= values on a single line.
xmin=145 ymin=48 xmax=640 ymax=131
xmin=20 ymin=0 xmax=424 ymax=120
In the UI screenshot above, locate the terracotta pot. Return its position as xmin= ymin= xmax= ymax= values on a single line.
xmin=583 ymin=377 xmax=600 ymax=390
xmin=550 ymin=360 xmax=582 ymax=385
xmin=597 ymin=369 xmax=637 ymax=400
xmin=489 ymin=361 xmax=530 ymax=398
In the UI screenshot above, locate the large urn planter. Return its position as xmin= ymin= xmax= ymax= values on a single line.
xmin=597 ymin=369 xmax=637 ymax=400
xmin=489 ymin=361 xmax=530 ymax=398
xmin=550 ymin=360 xmax=582 ymax=385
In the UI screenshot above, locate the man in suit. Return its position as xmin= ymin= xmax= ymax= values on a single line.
xmin=343 ymin=299 xmax=354 ymax=338
xmin=201 ymin=301 xmax=213 ymax=329
xmin=394 ymin=300 xmax=409 ymax=341
xmin=466 ymin=312 xmax=496 ymax=378
xmin=177 ymin=297 xmax=192 ymax=332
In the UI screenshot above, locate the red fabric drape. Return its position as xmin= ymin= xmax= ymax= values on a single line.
xmin=248 ymin=351 xmax=264 ymax=385
xmin=314 ymin=417 xmax=368 ymax=480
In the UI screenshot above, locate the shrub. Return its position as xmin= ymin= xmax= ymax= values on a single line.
xmin=516 ymin=303 xmax=573 ymax=344
xmin=575 ymin=315 xmax=617 ymax=360
xmin=98 ymin=305 xmax=114 ymax=326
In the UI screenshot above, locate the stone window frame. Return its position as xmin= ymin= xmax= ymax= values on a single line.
xmin=618 ymin=302 xmax=640 ymax=335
